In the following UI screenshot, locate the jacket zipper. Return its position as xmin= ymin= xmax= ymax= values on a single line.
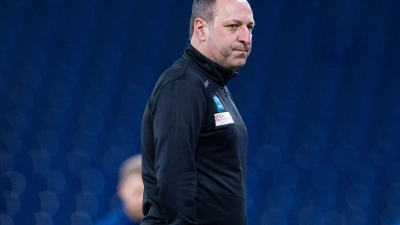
xmin=220 ymin=87 xmax=240 ymax=119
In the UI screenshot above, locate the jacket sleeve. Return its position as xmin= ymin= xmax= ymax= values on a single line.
xmin=150 ymin=79 xmax=206 ymax=225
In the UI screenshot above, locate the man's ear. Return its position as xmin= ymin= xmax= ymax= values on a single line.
xmin=194 ymin=18 xmax=208 ymax=42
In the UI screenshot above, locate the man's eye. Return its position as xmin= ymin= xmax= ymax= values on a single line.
xmin=248 ymin=26 xmax=254 ymax=33
xmin=228 ymin=24 xmax=238 ymax=29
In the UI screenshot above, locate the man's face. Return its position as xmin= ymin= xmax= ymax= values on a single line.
xmin=204 ymin=0 xmax=254 ymax=71
xmin=118 ymin=173 xmax=144 ymax=221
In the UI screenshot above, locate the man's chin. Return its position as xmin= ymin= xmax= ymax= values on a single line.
xmin=229 ymin=60 xmax=247 ymax=70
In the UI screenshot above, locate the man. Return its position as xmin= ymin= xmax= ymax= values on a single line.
xmin=95 ymin=154 xmax=144 ymax=225
xmin=141 ymin=0 xmax=254 ymax=224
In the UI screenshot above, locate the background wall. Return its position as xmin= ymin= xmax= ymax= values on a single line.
xmin=1 ymin=0 xmax=399 ymax=224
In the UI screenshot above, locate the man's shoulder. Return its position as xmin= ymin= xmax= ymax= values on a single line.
xmin=158 ymin=58 xmax=206 ymax=87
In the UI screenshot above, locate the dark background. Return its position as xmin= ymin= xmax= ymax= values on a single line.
xmin=1 ymin=0 xmax=400 ymax=224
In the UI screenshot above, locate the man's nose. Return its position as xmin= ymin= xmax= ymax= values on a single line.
xmin=239 ymin=26 xmax=252 ymax=45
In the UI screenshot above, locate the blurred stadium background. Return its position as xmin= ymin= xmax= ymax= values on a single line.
xmin=0 ymin=0 xmax=399 ymax=224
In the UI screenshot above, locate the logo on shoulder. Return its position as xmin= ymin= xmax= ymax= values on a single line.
xmin=213 ymin=96 xmax=224 ymax=111
xmin=204 ymin=80 xmax=210 ymax=88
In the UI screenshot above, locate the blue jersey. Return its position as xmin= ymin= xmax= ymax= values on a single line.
xmin=94 ymin=209 xmax=140 ymax=225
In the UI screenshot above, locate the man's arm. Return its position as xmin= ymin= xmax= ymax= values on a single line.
xmin=151 ymin=79 xmax=205 ymax=225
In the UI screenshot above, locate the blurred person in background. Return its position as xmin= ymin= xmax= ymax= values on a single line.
xmin=95 ymin=154 xmax=144 ymax=225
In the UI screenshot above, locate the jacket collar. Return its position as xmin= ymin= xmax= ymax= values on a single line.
xmin=183 ymin=44 xmax=238 ymax=86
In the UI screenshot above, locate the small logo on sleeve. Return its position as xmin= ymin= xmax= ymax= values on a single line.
xmin=213 ymin=96 xmax=224 ymax=111
xmin=214 ymin=112 xmax=234 ymax=126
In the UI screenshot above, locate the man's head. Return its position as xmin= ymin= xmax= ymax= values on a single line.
xmin=190 ymin=0 xmax=255 ymax=71
xmin=117 ymin=154 xmax=144 ymax=222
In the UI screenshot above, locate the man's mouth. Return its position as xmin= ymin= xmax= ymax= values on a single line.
xmin=234 ymin=49 xmax=248 ymax=53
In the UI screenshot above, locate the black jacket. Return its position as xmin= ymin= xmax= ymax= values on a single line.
xmin=141 ymin=44 xmax=248 ymax=225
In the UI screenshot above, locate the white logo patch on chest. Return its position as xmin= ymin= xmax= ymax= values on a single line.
xmin=214 ymin=112 xmax=234 ymax=126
